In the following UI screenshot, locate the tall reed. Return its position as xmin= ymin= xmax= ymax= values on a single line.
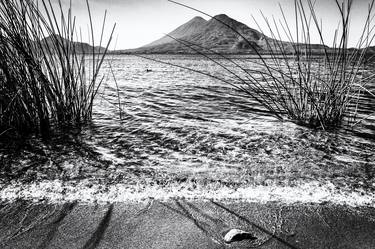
xmin=0 ymin=0 xmax=115 ymax=138
xmin=164 ymin=0 xmax=375 ymax=130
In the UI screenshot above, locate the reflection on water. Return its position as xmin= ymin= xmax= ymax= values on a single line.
xmin=0 ymin=55 xmax=374 ymax=191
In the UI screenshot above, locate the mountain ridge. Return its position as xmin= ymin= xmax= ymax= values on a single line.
xmin=122 ymin=14 xmax=328 ymax=54
xmin=143 ymin=16 xmax=207 ymax=47
xmin=41 ymin=34 xmax=107 ymax=54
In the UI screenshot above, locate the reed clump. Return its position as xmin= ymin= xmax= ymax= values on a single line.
xmin=168 ymin=0 xmax=375 ymax=130
xmin=0 ymin=0 xmax=115 ymax=138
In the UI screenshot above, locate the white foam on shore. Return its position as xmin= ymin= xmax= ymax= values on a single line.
xmin=0 ymin=180 xmax=374 ymax=207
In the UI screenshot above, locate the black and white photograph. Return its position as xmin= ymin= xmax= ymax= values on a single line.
xmin=0 ymin=0 xmax=374 ymax=248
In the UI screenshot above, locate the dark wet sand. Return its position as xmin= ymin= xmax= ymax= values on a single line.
xmin=0 ymin=200 xmax=374 ymax=249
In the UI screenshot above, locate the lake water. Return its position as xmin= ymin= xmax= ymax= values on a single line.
xmin=1 ymin=54 xmax=374 ymax=194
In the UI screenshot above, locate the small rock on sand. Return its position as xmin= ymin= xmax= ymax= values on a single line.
xmin=224 ymin=228 xmax=256 ymax=243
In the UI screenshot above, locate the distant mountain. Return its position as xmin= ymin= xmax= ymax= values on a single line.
xmin=365 ymin=46 xmax=375 ymax=54
xmin=123 ymin=14 xmax=328 ymax=54
xmin=41 ymin=34 xmax=107 ymax=54
xmin=144 ymin=16 xmax=207 ymax=47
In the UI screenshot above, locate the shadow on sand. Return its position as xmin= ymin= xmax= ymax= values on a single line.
xmin=0 ymin=199 xmax=374 ymax=248
xmin=158 ymin=199 xmax=298 ymax=248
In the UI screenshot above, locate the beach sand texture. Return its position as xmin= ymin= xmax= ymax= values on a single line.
xmin=0 ymin=200 xmax=374 ymax=249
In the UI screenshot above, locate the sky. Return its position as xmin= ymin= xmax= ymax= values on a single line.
xmin=51 ymin=0 xmax=375 ymax=50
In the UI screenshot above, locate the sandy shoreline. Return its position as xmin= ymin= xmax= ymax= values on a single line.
xmin=1 ymin=179 xmax=374 ymax=207
xmin=1 ymin=179 xmax=374 ymax=248
xmin=0 ymin=198 xmax=374 ymax=249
